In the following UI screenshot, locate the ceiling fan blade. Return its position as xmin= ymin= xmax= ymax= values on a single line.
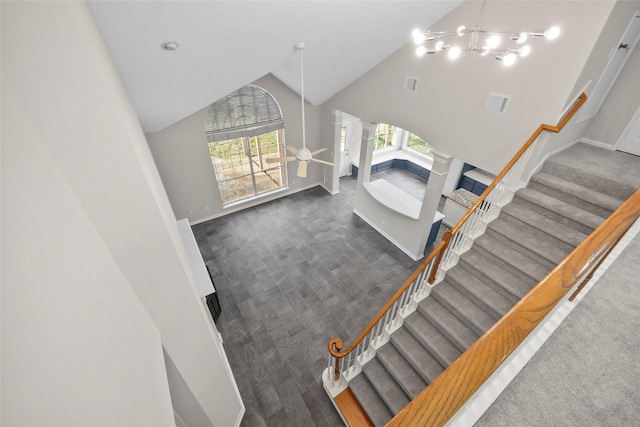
xmin=265 ymin=156 xmax=296 ymax=164
xmin=297 ymin=160 xmax=307 ymax=178
xmin=286 ymin=145 xmax=299 ymax=155
xmin=311 ymin=158 xmax=337 ymax=167
xmin=310 ymin=148 xmax=328 ymax=156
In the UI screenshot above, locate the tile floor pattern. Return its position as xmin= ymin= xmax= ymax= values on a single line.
xmin=192 ymin=172 xmax=444 ymax=426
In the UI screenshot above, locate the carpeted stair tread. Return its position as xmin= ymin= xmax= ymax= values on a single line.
xmin=511 ymin=193 xmax=595 ymax=236
xmin=487 ymin=217 xmax=569 ymax=266
xmin=404 ymin=311 xmax=462 ymax=367
xmin=527 ymin=180 xmax=614 ymax=219
xmin=530 ymin=172 xmax=622 ymax=213
xmin=459 ymin=249 xmax=533 ymax=300
xmin=377 ymin=343 xmax=427 ymax=399
xmin=417 ymin=298 xmax=479 ymax=353
xmin=432 ymin=279 xmax=499 ymax=334
xmin=501 ymin=202 xmax=587 ymax=248
xmin=495 ymin=212 xmax=576 ymax=254
xmin=514 ymin=188 xmax=605 ymax=233
xmin=390 ymin=327 xmax=445 ymax=384
xmin=540 ymin=144 xmax=640 ymax=201
xmin=474 ymin=234 xmax=551 ymax=283
xmin=349 ymin=375 xmax=393 ymax=427
xmin=338 ymin=143 xmax=640 ymax=425
xmin=444 ymin=266 xmax=515 ymax=320
xmin=362 ymin=358 xmax=410 ymax=415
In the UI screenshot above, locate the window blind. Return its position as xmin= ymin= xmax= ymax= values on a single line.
xmin=205 ymin=85 xmax=284 ymax=142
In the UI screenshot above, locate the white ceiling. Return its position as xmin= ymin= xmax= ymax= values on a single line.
xmin=88 ymin=1 xmax=462 ymax=132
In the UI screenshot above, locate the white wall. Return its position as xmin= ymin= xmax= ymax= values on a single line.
xmin=143 ymin=1 xmax=635 ymax=228
xmin=585 ymin=29 xmax=640 ymax=144
xmin=2 ymin=73 xmax=175 ymax=426
xmin=1 ymin=1 xmax=242 ymax=425
xmin=324 ymin=1 xmax=614 ymax=175
xmin=533 ymin=0 xmax=640 ymax=161
xmin=146 ymin=73 xmax=326 ymax=224
xmin=584 ymin=1 xmax=640 ymax=144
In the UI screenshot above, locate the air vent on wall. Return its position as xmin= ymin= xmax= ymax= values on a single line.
xmin=404 ymin=76 xmax=419 ymax=93
xmin=485 ymin=92 xmax=510 ymax=114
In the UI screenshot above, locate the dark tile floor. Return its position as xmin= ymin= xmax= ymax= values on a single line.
xmin=192 ymin=171 xmax=446 ymax=426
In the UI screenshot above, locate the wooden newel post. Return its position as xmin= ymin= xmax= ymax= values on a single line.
xmin=328 ymin=338 xmax=344 ymax=381
xmin=428 ymin=230 xmax=452 ymax=284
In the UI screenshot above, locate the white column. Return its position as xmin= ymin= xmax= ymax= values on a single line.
xmin=418 ymin=150 xmax=453 ymax=251
xmin=357 ymin=121 xmax=377 ymax=188
xmin=329 ymin=109 xmax=343 ymax=193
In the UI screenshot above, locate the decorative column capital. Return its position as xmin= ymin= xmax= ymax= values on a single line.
xmin=431 ymin=150 xmax=453 ymax=175
xmin=361 ymin=121 xmax=377 ymax=138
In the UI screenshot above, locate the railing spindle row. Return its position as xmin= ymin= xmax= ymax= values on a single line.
xmin=326 ymin=92 xmax=588 ymax=392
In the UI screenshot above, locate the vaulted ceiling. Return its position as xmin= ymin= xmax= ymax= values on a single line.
xmin=88 ymin=1 xmax=462 ymax=132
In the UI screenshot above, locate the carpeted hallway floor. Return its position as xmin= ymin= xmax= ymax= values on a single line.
xmin=476 ymin=220 xmax=640 ymax=426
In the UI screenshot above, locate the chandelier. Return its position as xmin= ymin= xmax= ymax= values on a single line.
xmin=411 ymin=4 xmax=560 ymax=67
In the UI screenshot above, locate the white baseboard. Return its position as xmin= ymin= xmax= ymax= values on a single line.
xmin=189 ymin=183 xmax=320 ymax=225
xmin=353 ymin=208 xmax=424 ymax=261
xmin=580 ymin=138 xmax=615 ymax=150
xmin=234 ymin=406 xmax=246 ymax=427
xmin=446 ymin=218 xmax=640 ymax=427
xmin=529 ymin=137 xmax=614 ymax=178
xmin=320 ymin=183 xmax=340 ymax=195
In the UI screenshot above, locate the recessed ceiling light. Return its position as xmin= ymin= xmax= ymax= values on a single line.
xmin=161 ymin=41 xmax=179 ymax=51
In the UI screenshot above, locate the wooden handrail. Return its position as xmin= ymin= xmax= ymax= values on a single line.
xmin=389 ymin=188 xmax=640 ymax=427
xmin=327 ymin=92 xmax=588 ymax=381
xmin=328 ymin=239 xmax=446 ymax=363
xmin=568 ymin=231 xmax=624 ymax=302
xmin=427 ymin=92 xmax=588 ymax=283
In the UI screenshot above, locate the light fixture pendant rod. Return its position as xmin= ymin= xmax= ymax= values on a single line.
xmin=296 ymin=42 xmax=307 ymax=149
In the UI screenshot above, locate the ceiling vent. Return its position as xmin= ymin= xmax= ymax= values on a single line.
xmin=485 ymin=92 xmax=510 ymax=114
xmin=404 ymin=76 xmax=419 ymax=93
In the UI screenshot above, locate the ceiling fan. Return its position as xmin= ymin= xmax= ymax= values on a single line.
xmin=266 ymin=41 xmax=336 ymax=178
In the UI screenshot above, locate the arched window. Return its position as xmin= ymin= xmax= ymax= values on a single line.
xmin=205 ymin=85 xmax=287 ymax=205
xmin=405 ymin=132 xmax=434 ymax=157
xmin=373 ymin=123 xmax=433 ymax=157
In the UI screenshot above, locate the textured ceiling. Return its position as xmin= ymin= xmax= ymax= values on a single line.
xmin=88 ymin=1 xmax=462 ymax=132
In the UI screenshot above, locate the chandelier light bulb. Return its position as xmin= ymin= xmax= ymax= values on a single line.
xmin=412 ymin=28 xmax=427 ymax=44
xmin=544 ymin=26 xmax=560 ymax=40
xmin=411 ymin=21 xmax=560 ymax=67
xmin=487 ymin=35 xmax=501 ymax=49
xmin=519 ymin=45 xmax=531 ymax=56
xmin=502 ymin=53 xmax=517 ymax=66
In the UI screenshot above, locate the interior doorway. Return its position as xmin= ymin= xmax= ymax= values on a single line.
xmin=617 ymin=106 xmax=640 ymax=156
xmin=577 ymin=10 xmax=640 ymax=122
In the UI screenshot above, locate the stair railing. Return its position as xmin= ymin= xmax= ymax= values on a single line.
xmin=389 ymin=187 xmax=640 ymax=427
xmin=429 ymin=91 xmax=588 ymax=284
xmin=326 ymin=92 xmax=587 ymax=388
xmin=327 ymin=241 xmax=445 ymax=383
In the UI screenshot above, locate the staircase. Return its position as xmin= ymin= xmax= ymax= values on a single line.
xmin=343 ymin=144 xmax=637 ymax=426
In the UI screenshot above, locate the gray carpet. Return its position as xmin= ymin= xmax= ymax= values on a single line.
xmin=475 ymin=227 xmax=640 ymax=426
